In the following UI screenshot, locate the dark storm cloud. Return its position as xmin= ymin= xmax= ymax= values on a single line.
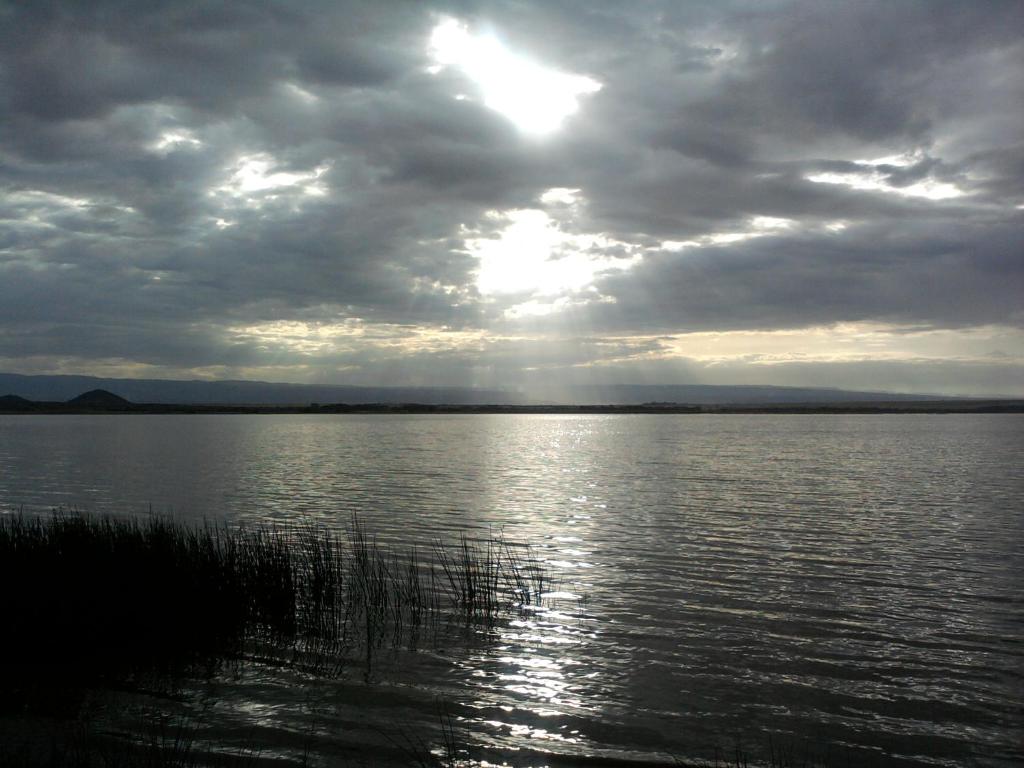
xmin=0 ymin=0 xmax=1021 ymax=386
xmin=578 ymin=215 xmax=1024 ymax=334
xmin=1 ymin=0 xmax=417 ymax=121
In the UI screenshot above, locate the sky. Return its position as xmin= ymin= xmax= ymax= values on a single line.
xmin=1 ymin=0 xmax=1022 ymax=396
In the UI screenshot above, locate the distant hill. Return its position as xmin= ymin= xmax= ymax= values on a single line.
xmin=0 ymin=372 xmax=975 ymax=407
xmin=0 ymin=394 xmax=37 ymax=412
xmin=66 ymin=389 xmax=131 ymax=410
xmin=0 ymin=373 xmax=525 ymax=406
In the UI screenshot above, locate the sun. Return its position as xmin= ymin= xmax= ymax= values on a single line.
xmin=428 ymin=18 xmax=602 ymax=135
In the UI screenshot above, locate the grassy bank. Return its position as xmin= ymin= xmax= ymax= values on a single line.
xmin=1 ymin=512 xmax=547 ymax=713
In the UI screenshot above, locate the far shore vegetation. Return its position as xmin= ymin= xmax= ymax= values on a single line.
xmin=2 ymin=388 xmax=1021 ymax=415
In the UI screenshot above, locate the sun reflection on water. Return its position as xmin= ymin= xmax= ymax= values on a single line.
xmin=451 ymin=539 xmax=607 ymax=762
xmin=16 ymin=415 xmax=1019 ymax=765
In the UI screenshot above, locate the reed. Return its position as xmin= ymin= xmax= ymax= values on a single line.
xmin=0 ymin=511 xmax=548 ymax=709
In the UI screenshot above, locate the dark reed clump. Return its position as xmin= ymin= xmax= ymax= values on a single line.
xmin=0 ymin=512 xmax=547 ymax=712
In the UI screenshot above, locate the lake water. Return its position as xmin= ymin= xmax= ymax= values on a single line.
xmin=1 ymin=414 xmax=1022 ymax=766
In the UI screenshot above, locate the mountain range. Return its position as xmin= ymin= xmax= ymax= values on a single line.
xmin=0 ymin=372 xmax=962 ymax=406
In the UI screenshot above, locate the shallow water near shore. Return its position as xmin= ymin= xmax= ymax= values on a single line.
xmin=2 ymin=414 xmax=1022 ymax=766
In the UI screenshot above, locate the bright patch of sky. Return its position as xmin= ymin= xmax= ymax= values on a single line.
xmin=660 ymin=216 xmax=796 ymax=251
xmin=221 ymin=155 xmax=329 ymax=195
xmin=149 ymin=129 xmax=202 ymax=153
xmin=806 ymin=152 xmax=966 ymax=200
xmin=209 ymin=154 xmax=330 ymax=212
xmin=428 ymin=18 xmax=602 ymax=134
xmin=657 ymin=323 xmax=1024 ymax=365
xmin=228 ymin=319 xmax=492 ymax=356
xmin=465 ymin=190 xmax=640 ymax=317
xmin=539 ymin=187 xmax=582 ymax=205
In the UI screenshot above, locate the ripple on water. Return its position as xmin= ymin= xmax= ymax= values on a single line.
xmin=1 ymin=413 xmax=1022 ymax=766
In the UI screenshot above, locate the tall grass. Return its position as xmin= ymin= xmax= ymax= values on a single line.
xmin=0 ymin=512 xmax=548 ymax=710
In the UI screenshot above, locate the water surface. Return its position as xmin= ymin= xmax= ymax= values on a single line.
xmin=1 ymin=414 xmax=1021 ymax=766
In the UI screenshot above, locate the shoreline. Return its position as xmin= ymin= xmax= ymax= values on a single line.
xmin=1 ymin=400 xmax=1022 ymax=415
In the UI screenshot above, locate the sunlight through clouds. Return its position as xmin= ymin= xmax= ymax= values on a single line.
xmin=428 ymin=17 xmax=602 ymax=134
xmin=464 ymin=190 xmax=641 ymax=318
xmin=219 ymin=155 xmax=329 ymax=196
xmin=148 ymin=129 xmax=202 ymax=153
xmin=806 ymin=171 xmax=966 ymax=200
xmin=209 ymin=154 xmax=330 ymax=215
xmin=659 ymin=216 xmax=795 ymax=251
xmin=226 ymin=319 xmax=497 ymax=358
xmin=806 ymin=152 xmax=967 ymax=200
xmin=2 ymin=2 xmax=1020 ymax=396
xmin=655 ymin=323 xmax=1024 ymax=365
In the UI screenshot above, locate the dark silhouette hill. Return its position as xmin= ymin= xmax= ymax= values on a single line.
xmin=1 ymin=387 xmax=1019 ymax=414
xmin=0 ymin=372 xmax=986 ymax=406
xmin=0 ymin=394 xmax=37 ymax=412
xmin=66 ymin=389 xmax=131 ymax=410
xmin=0 ymin=373 xmax=522 ymax=406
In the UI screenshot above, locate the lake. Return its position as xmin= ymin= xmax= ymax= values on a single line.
xmin=1 ymin=414 xmax=1021 ymax=766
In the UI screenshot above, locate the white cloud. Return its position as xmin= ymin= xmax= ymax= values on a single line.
xmin=806 ymin=153 xmax=967 ymax=200
xmin=149 ymin=129 xmax=202 ymax=153
xmin=210 ymin=154 xmax=330 ymax=206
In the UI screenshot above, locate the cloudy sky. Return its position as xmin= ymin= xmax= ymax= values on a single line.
xmin=2 ymin=0 xmax=1022 ymax=396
